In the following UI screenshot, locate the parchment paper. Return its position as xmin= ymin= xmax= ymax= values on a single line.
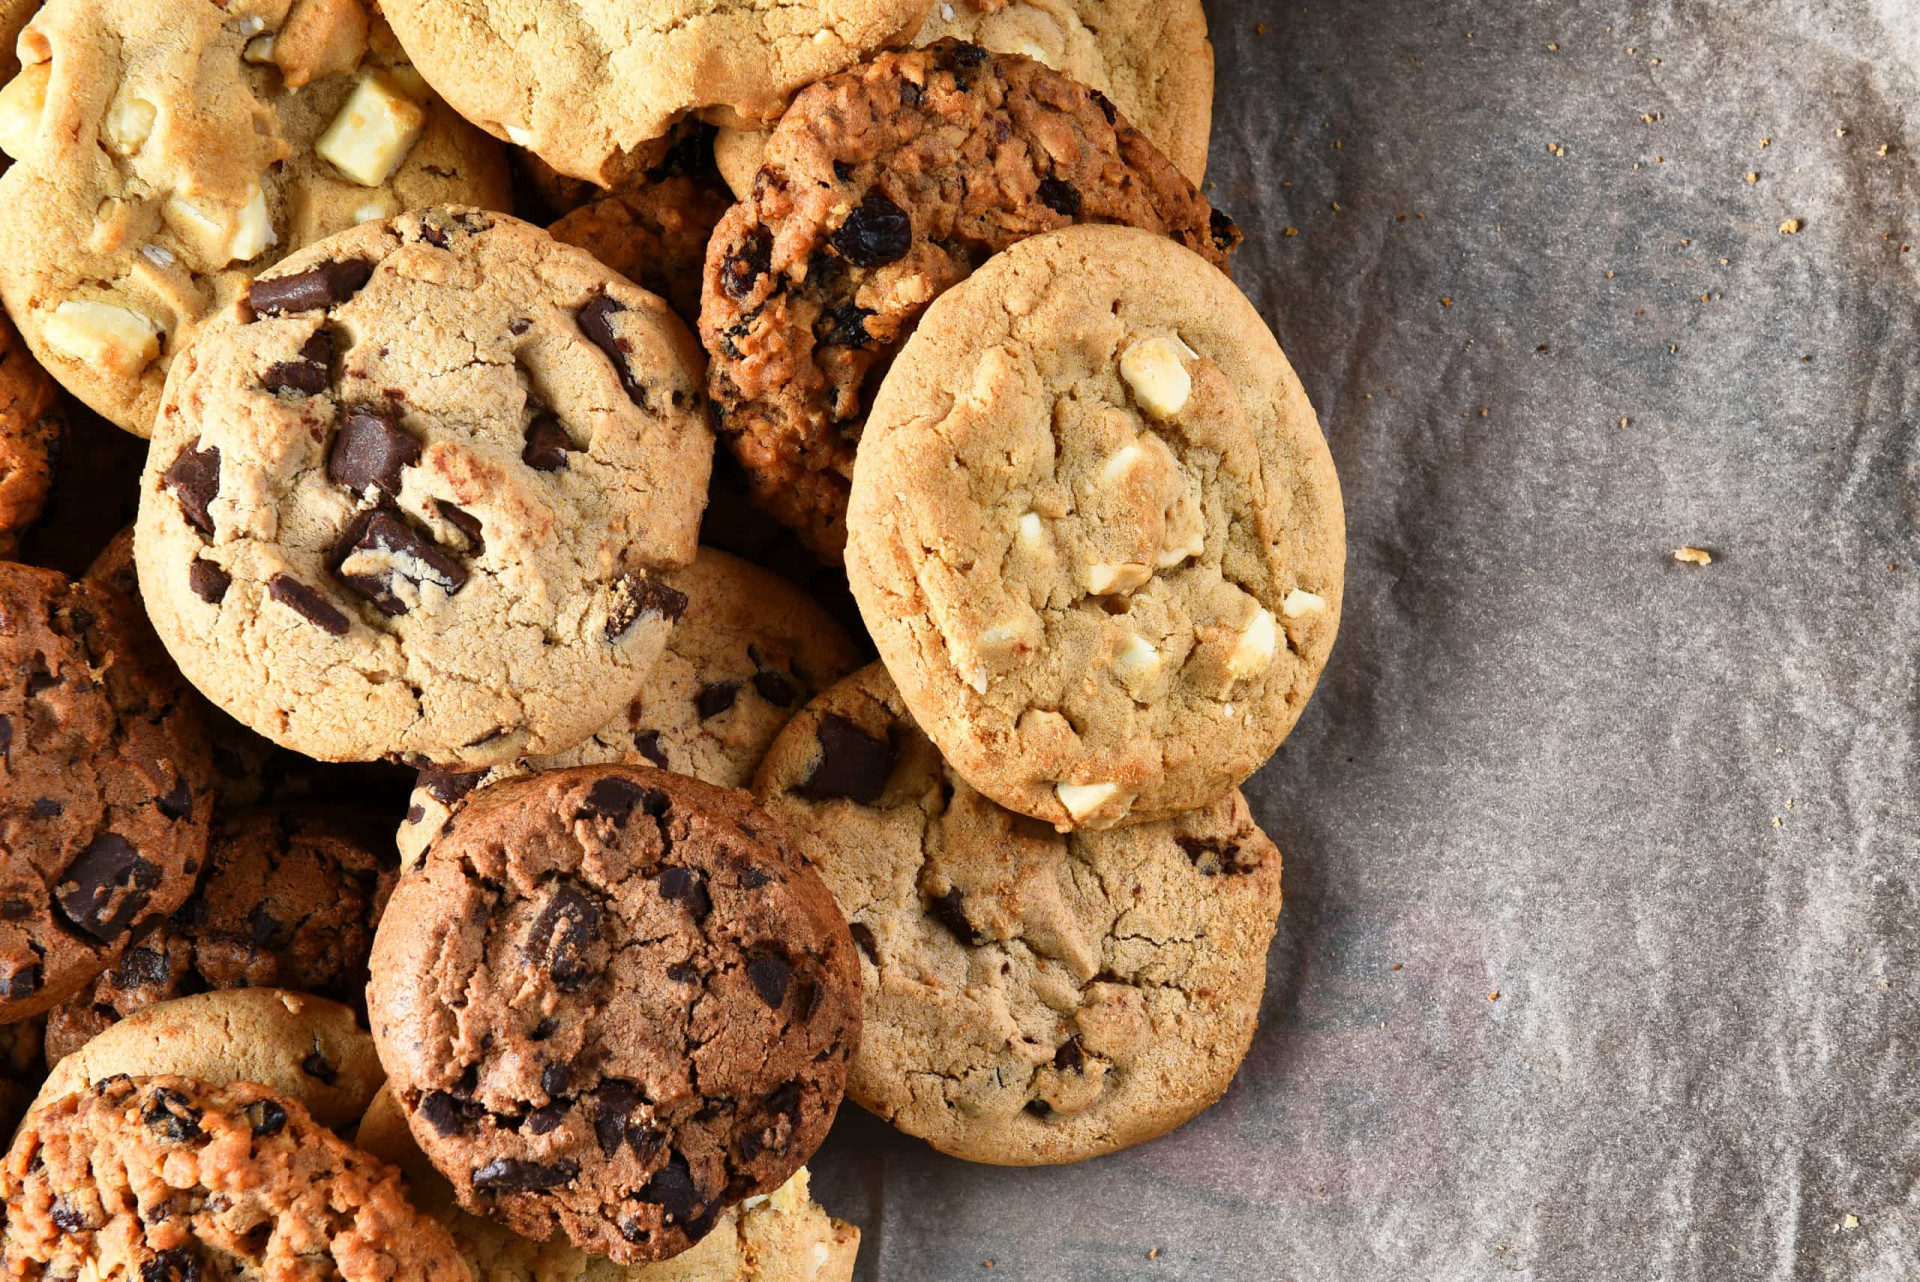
xmin=803 ymin=0 xmax=1920 ymax=1276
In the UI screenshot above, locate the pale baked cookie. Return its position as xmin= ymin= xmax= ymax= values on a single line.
xmin=713 ymin=0 xmax=1215 ymax=197
xmin=754 ymin=663 xmax=1284 ymax=1164
xmin=0 ymin=309 xmax=62 ymax=559
xmin=845 ymin=225 xmax=1344 ymax=830
xmin=1 ymin=1074 xmax=467 ymax=1279
xmin=379 ymin=0 xmax=933 ymax=186
xmin=395 ymin=546 xmax=863 ymax=867
xmin=31 ymin=988 xmax=383 ymax=1130
xmin=0 ymin=0 xmax=512 ymax=435
xmin=360 ymin=1087 xmax=861 ymax=1282
xmin=134 ymin=207 xmax=712 ymax=768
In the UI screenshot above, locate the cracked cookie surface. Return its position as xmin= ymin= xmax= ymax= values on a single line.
xmin=845 ymin=225 xmax=1344 ymax=830
xmin=379 ymin=0 xmax=932 ymax=186
xmin=134 ymin=206 xmax=712 ymax=768
xmin=0 ymin=311 xmax=62 ymax=559
xmin=0 ymin=562 xmax=213 ymax=1023
xmin=0 ymin=1073 xmax=468 ymax=1280
xmin=396 ymin=546 xmax=863 ymax=868
xmin=368 ymin=766 xmax=860 ymax=1265
xmin=753 ymin=663 xmax=1284 ymax=1164
xmin=0 ymin=0 xmax=511 ymax=435
xmin=699 ymin=39 xmax=1237 ymax=562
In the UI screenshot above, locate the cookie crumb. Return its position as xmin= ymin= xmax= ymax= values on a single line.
xmin=1843 ymin=1214 xmax=1860 ymax=1229
xmin=1780 ymin=218 xmax=1802 ymax=234
xmin=1488 ymin=990 xmax=1501 ymax=1001
xmin=1759 ymin=137 xmax=1772 ymax=147
xmin=1392 ymin=963 xmax=1403 ymax=971
xmin=1745 ymin=171 xmax=1760 ymax=183
xmin=1148 ymin=1248 xmax=1161 ymax=1259
xmin=1441 ymin=296 xmax=1454 ymax=307
xmin=1283 ymin=226 xmax=1299 ymax=237
xmin=1673 ymin=547 xmax=1712 ymax=566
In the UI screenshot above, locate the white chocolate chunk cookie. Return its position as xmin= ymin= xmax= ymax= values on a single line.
xmin=134 ymin=207 xmax=713 ymax=768
xmin=395 ymin=546 xmax=864 ymax=867
xmin=378 ymin=0 xmax=933 ymax=186
xmin=0 ymin=0 xmax=511 ymax=434
xmin=845 ymin=225 xmax=1345 ymax=831
xmin=754 ymin=663 xmax=1284 ymax=1165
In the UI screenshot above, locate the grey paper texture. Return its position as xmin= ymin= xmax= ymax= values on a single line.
xmin=805 ymin=0 xmax=1920 ymax=1277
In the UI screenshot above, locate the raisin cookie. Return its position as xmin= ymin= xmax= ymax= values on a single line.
xmin=0 ymin=0 xmax=511 ymax=435
xmin=32 ymin=988 xmax=384 ymax=1130
xmin=0 ymin=563 xmax=213 ymax=1023
xmin=754 ymin=663 xmax=1283 ymax=1164
xmin=369 ymin=767 xmax=860 ymax=1264
xmin=0 ymin=311 xmax=61 ymax=559
xmin=846 ymin=225 xmax=1345 ymax=830
xmin=44 ymin=808 xmax=393 ymax=1062
xmin=1 ymin=1074 xmax=467 ymax=1279
xmin=713 ymin=0 xmax=1215 ymax=197
xmin=700 ymin=39 xmax=1238 ymax=561
xmin=396 ymin=547 xmax=864 ymax=866
xmin=134 ymin=207 xmax=712 ymax=768
xmin=359 ymin=1087 xmax=861 ymax=1282
xmin=379 ymin=0 xmax=931 ymax=186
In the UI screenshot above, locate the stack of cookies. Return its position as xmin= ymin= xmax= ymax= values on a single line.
xmin=0 ymin=0 xmax=1346 ymax=1276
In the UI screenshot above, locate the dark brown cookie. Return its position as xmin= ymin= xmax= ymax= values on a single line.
xmin=42 ymin=809 xmax=395 ymax=1064
xmin=0 ymin=563 xmax=212 ymax=1024
xmin=0 ymin=1074 xmax=469 ymax=1279
xmin=699 ymin=38 xmax=1239 ymax=562
xmin=551 ymin=175 xmax=734 ymax=329
xmin=0 ymin=311 xmax=62 ymax=560
xmin=368 ymin=766 xmax=860 ymax=1265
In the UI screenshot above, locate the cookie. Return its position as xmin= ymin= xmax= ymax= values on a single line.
xmin=31 ymin=988 xmax=383 ymax=1130
xmin=1 ymin=1074 xmax=466 ymax=1278
xmin=359 ymin=1086 xmax=861 ymax=1282
xmin=0 ymin=311 xmax=62 ymax=559
xmin=845 ymin=225 xmax=1345 ymax=829
xmin=699 ymin=39 xmax=1239 ymax=561
xmin=513 ymin=121 xmax=721 ymax=224
xmin=754 ymin=663 xmax=1283 ymax=1163
xmin=395 ymin=547 xmax=864 ymax=866
xmin=0 ymin=0 xmax=512 ymax=436
xmin=369 ymin=766 xmax=860 ymax=1264
xmin=0 ymin=1017 xmax=42 ymax=1140
xmin=134 ymin=206 xmax=713 ymax=768
xmin=712 ymin=0 xmax=1215 ymax=197
xmin=379 ymin=0 xmax=933 ymax=186
xmin=0 ymin=563 xmax=214 ymax=1022
xmin=43 ymin=808 xmax=393 ymax=1063
xmin=550 ymin=171 xmax=735 ymax=330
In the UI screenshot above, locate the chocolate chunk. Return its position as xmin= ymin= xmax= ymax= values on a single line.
xmin=738 ymin=865 xmax=772 ymax=890
xmin=798 ymin=715 xmax=896 ymax=803
xmin=419 ymin=1091 xmax=473 ymax=1138
xmin=240 ymin=900 xmax=283 ymax=947
xmin=472 ymin=1158 xmax=579 ymax=1192
xmin=849 ymin=922 xmax=879 ymax=964
xmin=830 ymin=192 xmax=913 ymax=269
xmin=418 ymin=221 xmax=450 ymax=248
xmin=50 ymin=1201 xmax=86 ymax=1233
xmin=578 ymin=295 xmax=649 ymax=406
xmin=141 ymin=1086 xmax=203 ymax=1142
xmin=116 ymin=945 xmax=168 ymax=987
xmin=262 ymin=331 xmax=332 ymax=395
xmin=1210 ymin=207 xmax=1242 ymax=255
xmin=541 ymin=1064 xmax=571 ymax=1097
xmin=161 ymin=443 xmax=221 ymax=536
xmin=0 ymin=714 xmax=10 ymax=760
xmin=695 ymin=681 xmax=739 ymax=719
xmin=721 ymin=226 xmax=773 ymax=301
xmin=654 ymin=867 xmax=710 ymax=921
xmin=1025 ymin=1098 xmax=1052 ymax=1118
xmin=1175 ymin=836 xmax=1255 ymax=876
xmin=640 ymin=1153 xmax=702 ymax=1224
xmin=327 ymin=410 xmax=420 ymax=497
xmin=0 ymin=958 xmax=40 ymax=1000
xmin=1037 ymin=176 xmax=1082 ymax=217
xmin=1053 ymin=1035 xmax=1084 ymax=1072
xmin=592 ymin=1081 xmax=639 ymax=1156
xmin=302 ymin=1050 xmax=338 ymax=1083
xmin=1089 ymin=88 xmax=1118 ymax=124
xmin=329 ymin=509 xmax=469 ymax=616
xmin=528 ymin=1104 xmax=567 ymax=1135
xmin=577 ymin=776 xmax=658 ymax=826
xmin=633 ymin=730 xmax=667 ymax=768
xmin=928 ymin=887 xmax=984 ymax=946
xmin=666 ymin=962 xmax=699 ymax=985
xmin=900 ymin=79 xmax=923 ymax=107
xmin=530 ymin=1017 xmax=558 ymax=1041
xmin=747 ymin=956 xmax=791 ymax=1009
xmin=31 ymin=798 xmax=60 ymax=817
xmin=244 ymin=1098 xmax=288 ymax=1136
xmin=752 ymin=670 xmax=795 ymax=707
xmin=523 ymin=880 xmax=603 ymax=992
xmin=605 ymin=573 xmax=689 ymax=640
xmin=508 ymin=317 xmax=532 ymax=335
xmin=522 ymin=413 xmax=577 ymax=471
xmin=268 ymin=574 xmax=350 ymax=635
xmin=156 ymin=775 xmax=193 ymax=821
xmin=420 ymin=766 xmax=487 ymax=806
xmin=55 ymin=834 xmax=160 ymax=942
xmin=436 ymin=500 xmax=484 ymax=552
xmin=248 ymin=258 xmax=374 ymax=315
xmin=187 ymin=558 xmax=231 ymax=604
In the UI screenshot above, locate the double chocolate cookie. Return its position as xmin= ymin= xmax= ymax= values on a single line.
xmin=699 ymin=39 xmax=1238 ymax=560
xmin=369 ymin=766 xmax=861 ymax=1264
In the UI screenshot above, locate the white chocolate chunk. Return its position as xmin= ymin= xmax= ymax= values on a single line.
xmin=103 ymin=95 xmax=156 ymax=156
xmin=1011 ymin=38 xmax=1061 ymax=69
xmin=967 ymin=665 xmax=988 ymax=695
xmin=352 ymin=192 xmax=401 ymax=223
xmin=228 ymin=181 xmax=277 ymax=262
xmin=977 ymin=619 xmax=1027 ymax=650
xmin=1085 ymin=561 xmax=1150 ymax=595
xmin=1016 ymin=511 xmax=1045 ymax=549
xmin=1225 ymin=607 xmax=1277 ymax=679
xmin=1111 ymin=632 xmax=1161 ymax=681
xmin=244 ymin=34 xmax=277 ymax=64
xmin=769 ymin=1167 xmax=810 ymax=1213
xmin=1056 ymin=781 xmax=1121 ymax=822
xmin=1119 ymin=335 xmax=1192 ymax=418
xmin=42 ymin=300 xmax=162 ymax=376
xmin=810 ymin=1241 xmax=832 ymax=1276
xmin=1099 ymin=441 xmax=1146 ymax=483
xmin=504 ymin=123 xmax=535 ymax=147
xmin=1281 ymin=588 xmax=1328 ymax=618
xmin=138 ymin=243 xmax=176 ymax=268
xmin=0 ymin=63 xmax=51 ymax=160
xmin=233 ymin=15 xmax=266 ymax=35
xmin=317 ymin=71 xmax=426 ymax=187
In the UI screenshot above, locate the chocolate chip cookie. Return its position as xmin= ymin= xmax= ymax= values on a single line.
xmin=0 ymin=0 xmax=512 ymax=434
xmin=134 ymin=207 xmax=712 ymax=768
xmin=754 ymin=663 xmax=1284 ymax=1164
xmin=845 ymin=225 xmax=1345 ymax=830
xmin=43 ymin=808 xmax=393 ymax=1062
xmin=1 ymin=1074 xmax=468 ymax=1279
xmin=395 ymin=546 xmax=863 ymax=866
xmin=369 ymin=766 xmax=861 ymax=1264
xmin=0 ymin=563 xmax=213 ymax=1023
xmin=0 ymin=311 xmax=61 ymax=559
xmin=699 ymin=39 xmax=1239 ymax=561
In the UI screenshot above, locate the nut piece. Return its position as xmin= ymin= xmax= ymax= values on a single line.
xmin=1085 ymin=561 xmax=1151 ymax=596
xmin=316 ymin=71 xmax=426 ymax=187
xmin=103 ymin=96 xmax=157 ymax=156
xmin=42 ymin=300 xmax=163 ymax=376
xmin=1225 ymin=607 xmax=1277 ymax=679
xmin=1056 ymin=781 xmax=1122 ymax=823
xmin=0 ymin=62 xmax=51 ymax=160
xmin=244 ymin=33 xmax=278 ymax=63
xmin=1119 ymin=335 xmax=1193 ymax=419
xmin=1281 ymin=589 xmax=1327 ymax=618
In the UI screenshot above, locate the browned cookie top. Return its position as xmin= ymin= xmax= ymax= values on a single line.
xmin=551 ymin=173 xmax=734 ymax=331
xmin=0 ymin=1074 xmax=469 ymax=1280
xmin=0 ymin=311 xmax=61 ymax=560
xmin=367 ymin=766 xmax=860 ymax=1265
xmin=699 ymin=38 xmax=1239 ymax=562
xmin=0 ymin=563 xmax=212 ymax=1023
xmin=44 ymin=808 xmax=395 ymax=1064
